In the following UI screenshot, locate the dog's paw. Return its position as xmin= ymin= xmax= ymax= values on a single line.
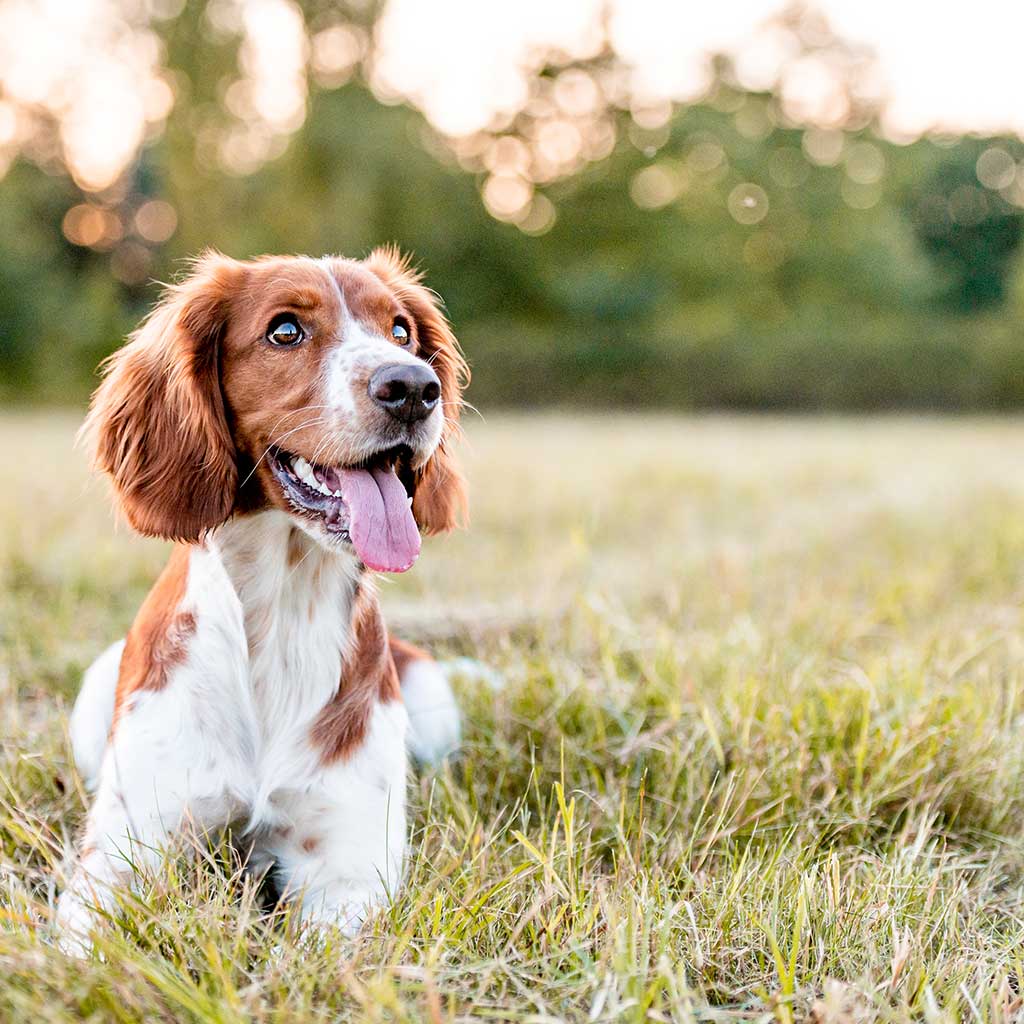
xmin=53 ymin=891 xmax=100 ymax=959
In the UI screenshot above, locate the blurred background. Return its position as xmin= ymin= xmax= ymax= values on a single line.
xmin=1 ymin=0 xmax=1023 ymax=410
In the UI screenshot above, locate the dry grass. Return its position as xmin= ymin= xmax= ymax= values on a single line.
xmin=3 ymin=411 xmax=1024 ymax=1021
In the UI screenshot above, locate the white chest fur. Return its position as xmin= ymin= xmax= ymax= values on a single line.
xmin=208 ymin=511 xmax=364 ymax=824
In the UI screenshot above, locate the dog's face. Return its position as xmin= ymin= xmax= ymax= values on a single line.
xmin=84 ymin=249 xmax=467 ymax=571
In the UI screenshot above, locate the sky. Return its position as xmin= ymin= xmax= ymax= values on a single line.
xmin=374 ymin=0 xmax=1024 ymax=139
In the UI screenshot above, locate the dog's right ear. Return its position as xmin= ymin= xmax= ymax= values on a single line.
xmin=81 ymin=252 xmax=243 ymax=542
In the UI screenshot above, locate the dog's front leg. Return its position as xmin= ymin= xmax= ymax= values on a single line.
xmin=55 ymin=686 xmax=237 ymax=955
xmin=266 ymin=701 xmax=409 ymax=936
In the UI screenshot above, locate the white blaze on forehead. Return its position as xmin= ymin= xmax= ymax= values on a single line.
xmin=319 ymin=262 xmax=425 ymax=424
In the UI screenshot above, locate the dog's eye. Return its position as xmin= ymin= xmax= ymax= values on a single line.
xmin=267 ymin=315 xmax=304 ymax=347
xmin=391 ymin=318 xmax=411 ymax=345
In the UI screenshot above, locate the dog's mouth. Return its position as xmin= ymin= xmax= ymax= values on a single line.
xmin=269 ymin=444 xmax=420 ymax=572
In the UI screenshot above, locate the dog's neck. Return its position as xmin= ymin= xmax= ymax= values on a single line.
xmin=210 ymin=511 xmax=364 ymax=707
xmin=213 ymin=509 xmax=361 ymax=617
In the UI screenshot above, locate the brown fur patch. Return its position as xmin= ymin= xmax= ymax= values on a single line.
xmin=300 ymin=835 xmax=321 ymax=854
xmin=311 ymin=585 xmax=401 ymax=764
xmin=286 ymin=527 xmax=306 ymax=568
xmin=388 ymin=635 xmax=432 ymax=681
xmin=112 ymin=545 xmax=195 ymax=730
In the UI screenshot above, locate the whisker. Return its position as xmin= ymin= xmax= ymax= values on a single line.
xmin=238 ymin=415 xmax=329 ymax=490
xmin=261 ymin=415 xmax=329 ymax=456
xmin=244 ymin=404 xmax=335 ymax=477
xmin=257 ymin=417 xmax=328 ymax=458
xmin=308 ymin=430 xmax=345 ymax=469
xmin=458 ymin=399 xmax=484 ymax=423
xmin=261 ymin=404 xmax=334 ymax=447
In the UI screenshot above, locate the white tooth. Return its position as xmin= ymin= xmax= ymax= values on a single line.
xmin=294 ymin=458 xmax=318 ymax=487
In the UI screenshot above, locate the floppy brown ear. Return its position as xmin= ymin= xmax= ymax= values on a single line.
xmin=365 ymin=246 xmax=469 ymax=534
xmin=81 ymin=252 xmax=242 ymax=542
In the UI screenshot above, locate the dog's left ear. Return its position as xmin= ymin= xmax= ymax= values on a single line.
xmin=365 ymin=247 xmax=469 ymax=533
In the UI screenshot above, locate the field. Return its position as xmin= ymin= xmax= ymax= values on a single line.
xmin=3 ymin=411 xmax=1024 ymax=1022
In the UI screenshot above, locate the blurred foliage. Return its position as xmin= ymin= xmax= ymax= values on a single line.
xmin=908 ymin=152 xmax=1024 ymax=310
xmin=1 ymin=2 xmax=1024 ymax=410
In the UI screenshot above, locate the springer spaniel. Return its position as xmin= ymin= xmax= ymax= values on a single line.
xmin=56 ymin=249 xmax=466 ymax=951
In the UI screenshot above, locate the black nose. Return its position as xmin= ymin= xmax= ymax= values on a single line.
xmin=368 ymin=363 xmax=441 ymax=423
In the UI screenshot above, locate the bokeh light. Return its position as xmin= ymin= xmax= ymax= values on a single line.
xmin=483 ymin=173 xmax=533 ymax=221
xmin=630 ymin=164 xmax=682 ymax=210
xmin=0 ymin=0 xmax=172 ymax=191
xmin=110 ymin=240 xmax=153 ymax=286
xmin=518 ymin=194 xmax=557 ymax=235
xmin=728 ymin=183 xmax=770 ymax=225
xmin=802 ymin=127 xmax=844 ymax=166
xmin=840 ymin=178 xmax=881 ymax=209
xmin=62 ymin=205 xmax=122 ymax=249
xmin=844 ymin=141 xmax=885 ymax=184
xmin=133 ymin=200 xmax=178 ymax=244
xmin=311 ymin=24 xmax=365 ymax=89
xmin=976 ymin=147 xmax=1016 ymax=191
xmin=687 ymin=140 xmax=726 ymax=174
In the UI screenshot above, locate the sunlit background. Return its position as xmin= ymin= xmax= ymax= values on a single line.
xmin=1 ymin=0 xmax=1023 ymax=407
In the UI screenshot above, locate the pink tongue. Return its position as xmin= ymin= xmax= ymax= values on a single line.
xmin=337 ymin=466 xmax=421 ymax=573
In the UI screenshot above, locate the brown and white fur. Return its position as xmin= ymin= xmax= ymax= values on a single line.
xmin=56 ymin=249 xmax=467 ymax=952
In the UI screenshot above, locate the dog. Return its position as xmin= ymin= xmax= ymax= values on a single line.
xmin=56 ymin=248 xmax=467 ymax=951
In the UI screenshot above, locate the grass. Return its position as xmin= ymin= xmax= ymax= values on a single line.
xmin=3 ymin=411 xmax=1024 ymax=1021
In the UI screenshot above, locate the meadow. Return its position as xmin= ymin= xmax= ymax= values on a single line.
xmin=3 ymin=411 xmax=1024 ymax=1022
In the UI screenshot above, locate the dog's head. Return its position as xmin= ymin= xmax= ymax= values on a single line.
xmin=82 ymin=249 xmax=468 ymax=571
